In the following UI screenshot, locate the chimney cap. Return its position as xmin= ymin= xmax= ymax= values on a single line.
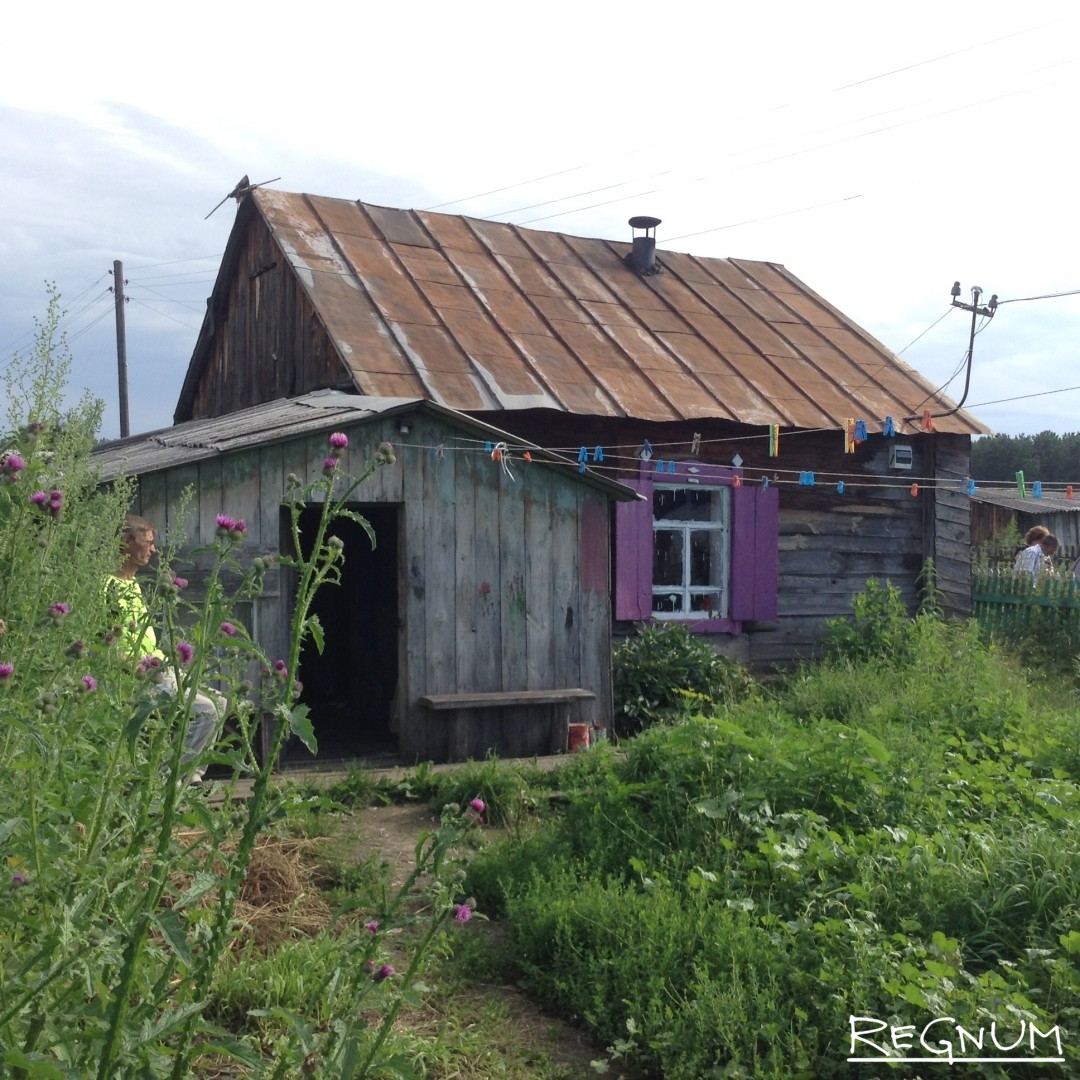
xmin=629 ymin=215 xmax=662 ymax=231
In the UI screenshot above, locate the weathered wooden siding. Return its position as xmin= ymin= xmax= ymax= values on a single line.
xmin=493 ymin=411 xmax=972 ymax=673
xmin=187 ymin=224 xmax=343 ymax=420
xmin=129 ymin=412 xmax=612 ymax=762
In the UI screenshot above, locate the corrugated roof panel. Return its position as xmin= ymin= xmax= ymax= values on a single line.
xmin=363 ymin=204 xmax=435 ymax=248
xmin=427 ymin=213 xmax=509 ymax=256
xmin=234 ymin=190 xmax=990 ymax=435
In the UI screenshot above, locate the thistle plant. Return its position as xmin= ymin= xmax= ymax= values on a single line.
xmin=0 ymin=295 xmax=476 ymax=1077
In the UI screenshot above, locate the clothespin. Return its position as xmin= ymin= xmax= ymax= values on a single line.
xmin=761 ymin=476 xmax=770 ymax=489
xmin=484 ymin=441 xmax=493 ymax=453
xmin=732 ymin=474 xmax=742 ymax=487
xmin=1016 ymin=470 xmax=1027 ymax=498
xmin=965 ymin=478 xmax=976 ymax=496
xmin=1033 ymin=481 xmax=1043 ymax=499
xmin=883 ymin=416 xmax=896 ymax=437
xmin=910 ymin=482 xmax=919 ymax=496
xmin=490 ymin=441 xmax=515 ymax=480
xmin=640 ymin=439 xmax=654 ymax=461
xmin=768 ymin=425 xmax=779 ymax=457
xmin=690 ymin=432 xmax=701 ymax=457
xmin=799 ymin=471 xmax=815 ymax=486
xmin=1067 ymin=484 xmax=1074 ymax=500
xmin=667 ymin=460 xmax=678 ymax=474
xmin=844 ymin=418 xmax=856 ymax=454
xmin=593 ymin=446 xmax=604 ymax=462
xmin=853 ymin=419 xmax=868 ymax=443
xmin=837 ymin=481 xmax=845 ymax=494
xmin=920 ymin=409 xmax=935 ymax=432
xmin=578 ymin=447 xmax=588 ymax=474
xmin=433 ymin=444 xmax=446 ymax=462
xmin=523 ymin=451 xmax=532 ymax=463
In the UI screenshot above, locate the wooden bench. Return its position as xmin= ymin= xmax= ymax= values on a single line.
xmin=418 ymin=689 xmax=596 ymax=761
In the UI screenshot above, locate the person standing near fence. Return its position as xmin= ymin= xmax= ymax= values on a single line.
xmin=1014 ymin=527 xmax=1059 ymax=582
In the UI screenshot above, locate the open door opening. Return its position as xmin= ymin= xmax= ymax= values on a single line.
xmin=282 ymin=503 xmax=400 ymax=767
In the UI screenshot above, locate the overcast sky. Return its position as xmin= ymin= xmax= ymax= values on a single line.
xmin=2 ymin=1 xmax=1078 ymax=442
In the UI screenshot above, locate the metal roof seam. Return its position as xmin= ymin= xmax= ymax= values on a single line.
xmin=680 ymin=253 xmax=825 ymax=429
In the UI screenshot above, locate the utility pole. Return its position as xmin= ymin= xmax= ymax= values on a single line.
xmin=915 ymin=281 xmax=998 ymax=423
xmin=112 ymin=260 xmax=130 ymax=438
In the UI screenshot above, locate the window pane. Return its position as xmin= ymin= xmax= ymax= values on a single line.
xmin=655 ymin=487 xmax=723 ymax=522
xmin=689 ymin=591 xmax=724 ymax=616
xmin=653 ymin=591 xmax=683 ymax=614
xmin=653 ymin=529 xmax=683 ymax=586
xmin=689 ymin=529 xmax=716 ymax=586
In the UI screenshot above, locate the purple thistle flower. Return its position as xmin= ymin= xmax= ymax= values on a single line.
xmin=50 ymin=602 xmax=71 ymax=617
xmin=81 ymin=674 xmax=97 ymax=692
xmin=322 ymin=456 xmax=338 ymax=475
xmin=220 ymin=621 xmax=237 ymax=636
xmin=0 ymin=662 xmax=13 ymax=681
xmin=215 ymin=513 xmax=235 ymax=532
xmin=176 ymin=641 xmax=194 ymax=665
xmin=1 ymin=452 xmax=26 ymax=478
xmin=11 ymin=873 xmax=28 ymax=886
xmin=48 ymin=490 xmax=63 ymax=518
xmin=172 ymin=575 xmax=188 ymax=590
xmin=229 ymin=519 xmax=247 ymax=539
xmin=329 ymin=431 xmax=349 ymax=450
xmin=373 ymin=963 xmax=395 ymax=982
xmin=470 ymin=798 xmax=485 ymax=814
xmin=454 ymin=903 xmax=473 ymax=923
xmin=366 ymin=919 xmax=379 ymax=934
xmin=29 ymin=490 xmax=47 ymax=506
xmin=273 ymin=659 xmax=288 ymax=680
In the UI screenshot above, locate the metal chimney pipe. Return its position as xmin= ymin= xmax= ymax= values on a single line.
xmin=627 ymin=216 xmax=662 ymax=275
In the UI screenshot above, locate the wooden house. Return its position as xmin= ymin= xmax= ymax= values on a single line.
xmin=171 ymin=186 xmax=989 ymax=674
xmin=93 ymin=392 xmax=634 ymax=763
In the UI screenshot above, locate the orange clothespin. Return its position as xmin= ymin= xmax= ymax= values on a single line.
xmin=910 ymin=482 xmax=919 ymax=497
xmin=920 ymin=409 xmax=935 ymax=432
xmin=732 ymin=474 xmax=742 ymax=487
xmin=523 ymin=451 xmax=532 ymax=463
xmin=1067 ymin=484 xmax=1074 ymax=500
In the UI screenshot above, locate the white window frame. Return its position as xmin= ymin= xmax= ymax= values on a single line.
xmin=651 ymin=481 xmax=732 ymax=620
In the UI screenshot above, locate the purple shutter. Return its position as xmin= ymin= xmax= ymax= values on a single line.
xmin=730 ymin=484 xmax=779 ymax=621
xmin=614 ymin=475 xmax=652 ymax=620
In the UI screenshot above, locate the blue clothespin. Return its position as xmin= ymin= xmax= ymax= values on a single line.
xmin=640 ymin=439 xmax=654 ymax=461
xmin=761 ymin=476 xmax=770 ymax=489
xmin=799 ymin=471 xmax=815 ymax=486
xmin=593 ymin=446 xmax=604 ymax=462
xmin=853 ymin=420 xmax=867 ymax=442
xmin=484 ymin=441 xmax=493 ymax=453
xmin=667 ymin=460 xmax=678 ymax=474
xmin=883 ymin=416 xmax=896 ymax=437
xmin=836 ymin=481 xmax=845 ymax=494
xmin=655 ymin=459 xmax=666 ymax=474
xmin=578 ymin=447 xmax=588 ymax=473
xmin=965 ymin=478 xmax=976 ymax=496
xmin=1034 ymin=481 xmax=1043 ymax=499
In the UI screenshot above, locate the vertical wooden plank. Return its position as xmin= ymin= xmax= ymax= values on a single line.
xmin=454 ymin=444 xmax=479 ymax=693
xmin=551 ymin=482 xmax=580 ymax=690
xmin=579 ymin=493 xmax=612 ymax=732
xmin=500 ymin=462 xmax=528 ymax=690
xmin=524 ymin=465 xmax=556 ymax=689
xmin=472 ymin=450 xmax=501 ymax=694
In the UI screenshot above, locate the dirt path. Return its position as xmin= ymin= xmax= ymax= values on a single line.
xmin=346 ymin=800 xmax=613 ymax=1077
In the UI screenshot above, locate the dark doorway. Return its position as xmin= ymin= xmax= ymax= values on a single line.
xmin=282 ymin=504 xmax=401 ymax=767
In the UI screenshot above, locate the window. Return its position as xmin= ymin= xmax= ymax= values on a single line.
xmin=615 ymin=460 xmax=778 ymax=630
xmin=652 ymin=484 xmax=731 ymax=618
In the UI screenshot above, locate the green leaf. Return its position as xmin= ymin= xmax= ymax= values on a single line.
xmin=306 ymin=614 xmax=325 ymax=656
xmin=285 ymin=703 xmax=318 ymax=754
xmin=125 ymin=697 xmax=157 ymax=753
xmin=151 ymin=908 xmax=193 ymax=968
xmin=173 ymin=869 xmax=220 ymax=911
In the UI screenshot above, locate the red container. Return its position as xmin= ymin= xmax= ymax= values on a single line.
xmin=567 ymin=723 xmax=591 ymax=752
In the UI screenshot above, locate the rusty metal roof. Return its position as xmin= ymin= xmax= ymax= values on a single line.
xmin=94 ymin=390 xmax=635 ymax=501
xmin=199 ymin=188 xmax=989 ymax=436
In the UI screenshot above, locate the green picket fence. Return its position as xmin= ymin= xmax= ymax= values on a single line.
xmin=972 ymin=568 xmax=1080 ymax=651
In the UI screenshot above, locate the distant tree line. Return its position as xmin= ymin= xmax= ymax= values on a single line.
xmin=970 ymin=431 xmax=1080 ymax=483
